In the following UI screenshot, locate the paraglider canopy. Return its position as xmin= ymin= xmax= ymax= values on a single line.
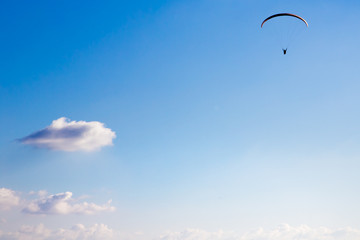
xmin=261 ymin=13 xmax=308 ymax=54
xmin=261 ymin=13 xmax=308 ymax=28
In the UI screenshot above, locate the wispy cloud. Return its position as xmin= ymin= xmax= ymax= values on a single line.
xmin=20 ymin=117 xmax=116 ymax=152
xmin=29 ymin=190 xmax=48 ymax=198
xmin=159 ymin=229 xmax=236 ymax=240
xmin=23 ymin=192 xmax=115 ymax=215
xmin=0 ymin=188 xmax=20 ymax=211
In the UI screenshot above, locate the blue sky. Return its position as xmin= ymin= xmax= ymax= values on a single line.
xmin=1 ymin=0 xmax=360 ymax=239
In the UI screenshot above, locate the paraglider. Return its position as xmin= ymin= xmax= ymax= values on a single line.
xmin=261 ymin=13 xmax=308 ymax=55
xmin=261 ymin=13 xmax=308 ymax=28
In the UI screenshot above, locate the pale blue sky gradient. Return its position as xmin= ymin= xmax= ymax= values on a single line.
xmin=1 ymin=0 xmax=360 ymax=238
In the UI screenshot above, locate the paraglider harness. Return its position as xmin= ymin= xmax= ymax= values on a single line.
xmin=282 ymin=48 xmax=287 ymax=55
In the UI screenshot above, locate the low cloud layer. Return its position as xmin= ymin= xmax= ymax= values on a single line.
xmin=0 ymin=223 xmax=114 ymax=240
xmin=23 ymin=192 xmax=115 ymax=215
xmin=20 ymin=117 xmax=116 ymax=152
xmin=1 ymin=224 xmax=360 ymax=240
xmin=159 ymin=224 xmax=360 ymax=240
xmin=2 ymin=187 xmax=360 ymax=240
xmin=0 ymin=188 xmax=20 ymax=211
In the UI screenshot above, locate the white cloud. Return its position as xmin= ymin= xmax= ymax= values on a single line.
xmin=0 ymin=223 xmax=115 ymax=240
xmin=23 ymin=192 xmax=115 ymax=215
xmin=239 ymin=224 xmax=360 ymax=240
xmin=158 ymin=224 xmax=360 ymax=240
xmin=20 ymin=117 xmax=116 ymax=152
xmin=0 ymin=188 xmax=20 ymax=211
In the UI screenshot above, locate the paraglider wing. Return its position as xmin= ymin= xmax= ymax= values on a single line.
xmin=261 ymin=13 xmax=308 ymax=28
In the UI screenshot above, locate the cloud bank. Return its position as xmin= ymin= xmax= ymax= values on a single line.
xmin=23 ymin=192 xmax=115 ymax=215
xmin=1 ymin=224 xmax=360 ymax=240
xmin=0 ymin=223 xmax=114 ymax=240
xmin=2 ymin=188 xmax=360 ymax=240
xmin=159 ymin=224 xmax=360 ymax=240
xmin=20 ymin=117 xmax=116 ymax=152
xmin=0 ymin=188 xmax=20 ymax=210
